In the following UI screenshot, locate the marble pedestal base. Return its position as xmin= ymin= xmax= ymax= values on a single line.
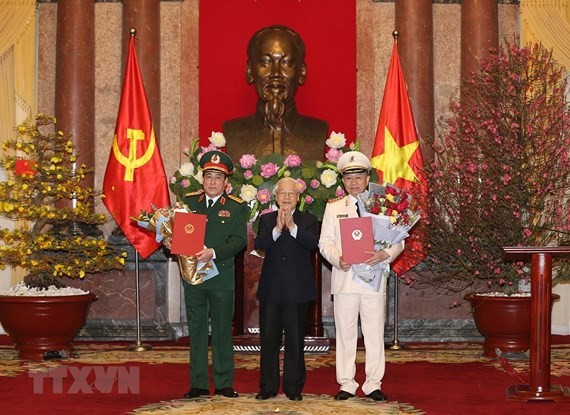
xmin=66 ymin=235 xmax=483 ymax=344
xmin=69 ymin=235 xmax=180 ymax=342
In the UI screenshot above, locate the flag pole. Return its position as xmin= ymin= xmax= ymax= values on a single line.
xmin=103 ymin=26 xmax=168 ymax=352
xmin=388 ymin=271 xmax=406 ymax=350
xmin=127 ymin=251 xmax=152 ymax=351
xmin=389 ymin=34 xmax=401 ymax=323
xmin=386 ymin=29 xmax=405 ymax=351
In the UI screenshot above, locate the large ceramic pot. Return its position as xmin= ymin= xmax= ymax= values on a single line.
xmin=465 ymin=293 xmax=560 ymax=358
xmin=0 ymin=293 xmax=97 ymax=360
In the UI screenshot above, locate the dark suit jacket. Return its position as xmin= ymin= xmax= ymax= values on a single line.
xmin=254 ymin=209 xmax=319 ymax=304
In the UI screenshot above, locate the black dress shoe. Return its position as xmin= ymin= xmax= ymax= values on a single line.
xmin=366 ymin=389 xmax=388 ymax=401
xmin=183 ymin=388 xmax=209 ymax=398
xmin=334 ymin=390 xmax=355 ymax=400
xmin=214 ymin=387 xmax=239 ymax=398
xmin=255 ymin=390 xmax=277 ymax=400
xmin=287 ymin=392 xmax=303 ymax=401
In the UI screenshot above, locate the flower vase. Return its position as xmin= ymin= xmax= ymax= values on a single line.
xmin=0 ymin=293 xmax=97 ymax=360
xmin=465 ymin=293 xmax=560 ymax=358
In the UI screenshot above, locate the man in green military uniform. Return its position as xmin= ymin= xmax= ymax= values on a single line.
xmin=181 ymin=150 xmax=247 ymax=399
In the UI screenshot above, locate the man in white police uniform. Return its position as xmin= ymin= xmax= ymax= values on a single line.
xmin=319 ymin=151 xmax=404 ymax=402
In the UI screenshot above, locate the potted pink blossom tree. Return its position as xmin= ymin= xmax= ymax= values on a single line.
xmin=417 ymin=39 xmax=570 ymax=357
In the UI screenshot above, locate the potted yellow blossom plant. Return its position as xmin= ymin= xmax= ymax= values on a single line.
xmin=0 ymin=114 xmax=126 ymax=360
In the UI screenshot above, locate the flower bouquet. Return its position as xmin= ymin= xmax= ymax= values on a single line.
xmin=352 ymin=182 xmax=421 ymax=291
xmin=131 ymin=204 xmax=218 ymax=285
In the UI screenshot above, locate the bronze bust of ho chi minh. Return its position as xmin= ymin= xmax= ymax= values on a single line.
xmin=223 ymin=24 xmax=329 ymax=161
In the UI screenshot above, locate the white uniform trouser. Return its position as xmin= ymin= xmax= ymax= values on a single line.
xmin=334 ymin=292 xmax=386 ymax=395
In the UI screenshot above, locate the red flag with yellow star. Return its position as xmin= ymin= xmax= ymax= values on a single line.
xmin=102 ymin=34 xmax=170 ymax=259
xmin=371 ymin=39 xmax=426 ymax=276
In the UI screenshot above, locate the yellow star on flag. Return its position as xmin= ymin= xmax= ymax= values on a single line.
xmin=371 ymin=126 xmax=420 ymax=185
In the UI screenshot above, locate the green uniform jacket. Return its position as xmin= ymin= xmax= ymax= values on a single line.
xmin=183 ymin=191 xmax=247 ymax=290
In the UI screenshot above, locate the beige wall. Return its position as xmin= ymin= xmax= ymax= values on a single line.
xmin=36 ymin=1 xmax=519 ymax=320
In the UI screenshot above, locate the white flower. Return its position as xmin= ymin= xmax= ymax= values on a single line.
xmin=326 ymin=131 xmax=346 ymax=149
xmin=320 ymin=169 xmax=339 ymax=188
xmin=239 ymin=184 xmax=258 ymax=202
xmin=178 ymin=162 xmax=195 ymax=177
xmin=208 ymin=131 xmax=226 ymax=148
xmin=194 ymin=169 xmax=204 ymax=184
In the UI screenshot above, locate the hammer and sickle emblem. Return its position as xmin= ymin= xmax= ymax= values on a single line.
xmin=184 ymin=224 xmax=195 ymax=234
xmin=352 ymin=229 xmax=363 ymax=241
xmin=112 ymin=128 xmax=157 ymax=182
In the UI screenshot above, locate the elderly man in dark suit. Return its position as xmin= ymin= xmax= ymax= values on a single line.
xmin=254 ymin=177 xmax=319 ymax=401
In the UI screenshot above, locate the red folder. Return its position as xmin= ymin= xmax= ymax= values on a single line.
xmin=340 ymin=216 xmax=374 ymax=264
xmin=170 ymin=212 xmax=207 ymax=256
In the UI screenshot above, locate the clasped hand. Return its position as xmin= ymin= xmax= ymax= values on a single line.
xmin=276 ymin=207 xmax=295 ymax=232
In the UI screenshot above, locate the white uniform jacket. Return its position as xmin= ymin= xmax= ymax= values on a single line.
xmin=319 ymin=194 xmax=404 ymax=295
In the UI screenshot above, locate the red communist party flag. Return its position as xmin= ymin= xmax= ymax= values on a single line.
xmin=370 ymin=37 xmax=426 ymax=276
xmin=103 ymin=34 xmax=170 ymax=259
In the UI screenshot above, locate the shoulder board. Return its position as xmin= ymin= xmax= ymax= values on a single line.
xmin=227 ymin=194 xmax=245 ymax=204
xmin=185 ymin=190 xmax=203 ymax=197
xmin=328 ymin=196 xmax=345 ymax=204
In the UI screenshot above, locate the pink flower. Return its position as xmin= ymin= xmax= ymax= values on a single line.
xmin=466 ymin=162 xmax=478 ymax=173
xmin=243 ymin=170 xmax=253 ymax=180
xmin=501 ymin=174 xmax=512 ymax=185
xmin=284 ymin=154 xmax=302 ymax=167
xmin=295 ymin=178 xmax=307 ymax=193
xmin=181 ymin=179 xmax=190 ymax=188
xmin=325 ymin=148 xmax=343 ymax=162
xmin=200 ymin=144 xmax=217 ymax=154
xmin=257 ymin=188 xmax=272 ymax=203
xmin=335 ymin=186 xmax=345 ymax=197
xmin=304 ymin=195 xmax=314 ymax=204
xmin=239 ymin=154 xmax=257 ymax=169
xmin=260 ymin=207 xmax=275 ymax=216
xmin=310 ymin=179 xmax=320 ymax=189
xmin=260 ymin=162 xmax=279 ymax=178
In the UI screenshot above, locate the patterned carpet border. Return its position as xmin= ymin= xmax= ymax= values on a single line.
xmin=130 ymin=394 xmax=424 ymax=415
xmin=1 ymin=343 xmax=569 ymax=380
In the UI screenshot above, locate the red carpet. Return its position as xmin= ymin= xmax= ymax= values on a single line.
xmin=0 ymin=335 xmax=569 ymax=414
